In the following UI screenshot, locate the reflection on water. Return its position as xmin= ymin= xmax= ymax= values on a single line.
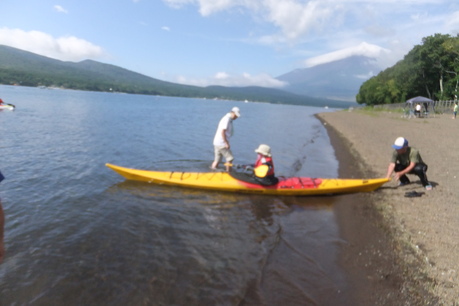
xmin=0 ymin=85 xmax=353 ymax=305
xmin=102 ymin=181 xmax=349 ymax=305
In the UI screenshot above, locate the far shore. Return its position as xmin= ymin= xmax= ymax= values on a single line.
xmin=317 ymin=109 xmax=458 ymax=305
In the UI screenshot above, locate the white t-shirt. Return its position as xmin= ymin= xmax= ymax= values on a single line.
xmin=213 ymin=113 xmax=233 ymax=146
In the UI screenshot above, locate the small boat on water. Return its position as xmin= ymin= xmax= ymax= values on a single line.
xmin=106 ymin=163 xmax=389 ymax=196
xmin=0 ymin=104 xmax=15 ymax=111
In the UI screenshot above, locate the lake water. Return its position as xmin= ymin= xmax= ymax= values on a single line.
xmin=0 ymin=85 xmax=356 ymax=305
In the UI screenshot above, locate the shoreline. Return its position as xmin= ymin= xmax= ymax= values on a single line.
xmin=316 ymin=110 xmax=458 ymax=304
xmin=316 ymin=114 xmax=404 ymax=305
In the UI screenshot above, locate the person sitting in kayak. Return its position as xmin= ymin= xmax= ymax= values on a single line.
xmin=0 ymin=99 xmax=14 ymax=109
xmin=252 ymin=144 xmax=278 ymax=185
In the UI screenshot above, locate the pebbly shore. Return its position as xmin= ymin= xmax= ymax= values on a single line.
xmin=317 ymin=109 xmax=459 ymax=305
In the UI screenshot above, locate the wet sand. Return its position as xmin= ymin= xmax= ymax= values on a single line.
xmin=317 ymin=110 xmax=458 ymax=305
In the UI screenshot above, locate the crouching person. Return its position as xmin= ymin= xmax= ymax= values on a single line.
xmin=385 ymin=137 xmax=432 ymax=190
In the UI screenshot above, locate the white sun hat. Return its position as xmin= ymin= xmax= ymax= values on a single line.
xmin=255 ymin=144 xmax=272 ymax=157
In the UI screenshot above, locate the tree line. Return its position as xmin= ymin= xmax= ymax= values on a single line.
xmin=356 ymin=33 xmax=459 ymax=105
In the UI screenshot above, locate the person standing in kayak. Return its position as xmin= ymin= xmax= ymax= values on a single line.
xmin=253 ymin=144 xmax=278 ymax=185
xmin=211 ymin=107 xmax=240 ymax=171
xmin=385 ymin=137 xmax=432 ymax=190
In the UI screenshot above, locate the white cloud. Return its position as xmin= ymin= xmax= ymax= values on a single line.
xmin=175 ymin=71 xmax=287 ymax=88
xmin=54 ymin=5 xmax=68 ymax=14
xmin=445 ymin=10 xmax=459 ymax=34
xmin=261 ymin=0 xmax=336 ymax=42
xmin=0 ymin=27 xmax=105 ymax=62
xmin=163 ymin=0 xmax=196 ymax=10
xmin=161 ymin=26 xmax=171 ymax=31
xmin=163 ymin=0 xmax=257 ymax=15
xmin=304 ymin=42 xmax=391 ymax=67
xmin=162 ymin=1 xmax=457 ymax=67
xmin=197 ymin=0 xmax=235 ymax=16
xmin=163 ymin=0 xmax=340 ymax=39
xmin=355 ymin=71 xmax=377 ymax=80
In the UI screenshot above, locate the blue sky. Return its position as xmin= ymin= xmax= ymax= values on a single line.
xmin=1 ymin=0 xmax=458 ymax=88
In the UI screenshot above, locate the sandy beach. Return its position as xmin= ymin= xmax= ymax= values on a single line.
xmin=317 ymin=110 xmax=459 ymax=305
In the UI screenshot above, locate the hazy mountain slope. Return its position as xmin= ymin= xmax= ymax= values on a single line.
xmin=0 ymin=45 xmax=196 ymax=92
xmin=277 ymin=56 xmax=382 ymax=102
xmin=0 ymin=44 xmax=355 ymax=108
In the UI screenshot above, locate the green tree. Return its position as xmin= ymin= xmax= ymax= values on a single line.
xmin=357 ymin=33 xmax=459 ymax=104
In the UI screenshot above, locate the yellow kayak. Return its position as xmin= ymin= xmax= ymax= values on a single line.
xmin=106 ymin=163 xmax=389 ymax=196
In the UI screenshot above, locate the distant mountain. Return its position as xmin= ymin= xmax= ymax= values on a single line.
xmin=0 ymin=44 xmax=203 ymax=95
xmin=0 ymin=44 xmax=355 ymax=108
xmin=277 ymin=56 xmax=382 ymax=102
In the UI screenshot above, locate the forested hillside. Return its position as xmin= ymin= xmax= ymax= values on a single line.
xmin=356 ymin=34 xmax=459 ymax=105
xmin=0 ymin=44 xmax=205 ymax=96
xmin=0 ymin=45 xmax=354 ymax=108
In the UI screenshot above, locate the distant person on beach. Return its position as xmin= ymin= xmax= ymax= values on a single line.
xmin=0 ymin=170 xmax=5 ymax=263
xmin=385 ymin=137 xmax=432 ymax=191
xmin=453 ymin=102 xmax=458 ymax=119
xmin=423 ymin=102 xmax=429 ymax=113
xmin=414 ymin=103 xmax=422 ymax=117
xmin=211 ymin=107 xmax=241 ymax=171
xmin=0 ymin=98 xmax=4 ymax=105
xmin=252 ymin=144 xmax=278 ymax=185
